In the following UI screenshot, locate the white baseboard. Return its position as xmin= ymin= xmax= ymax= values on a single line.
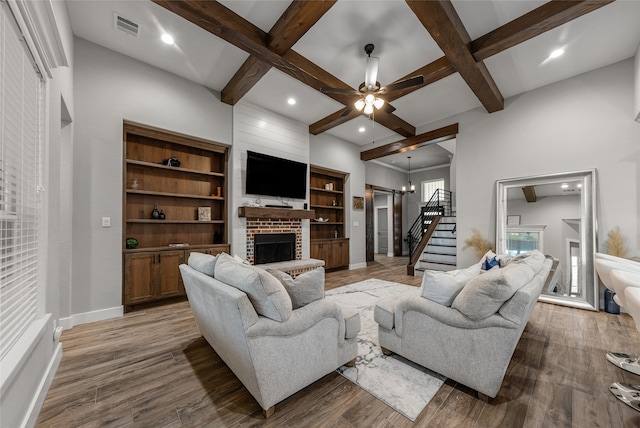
xmin=387 ymin=252 xmax=394 ymax=257
xmin=23 ymin=342 xmax=62 ymax=428
xmin=58 ymin=306 xmax=123 ymax=330
xmin=349 ymin=262 xmax=367 ymax=270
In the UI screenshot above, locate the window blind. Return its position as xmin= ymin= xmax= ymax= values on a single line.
xmin=0 ymin=2 xmax=45 ymax=360
xmin=421 ymin=179 xmax=444 ymax=203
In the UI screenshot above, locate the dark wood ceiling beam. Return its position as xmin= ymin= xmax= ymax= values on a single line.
xmin=371 ymin=110 xmax=416 ymax=138
xmin=472 ymin=0 xmax=615 ymax=62
xmin=318 ymin=1 xmax=612 ymax=132
xmin=310 ymin=108 xmax=362 ymax=135
xmin=406 ymin=0 xmax=503 ymax=113
xmin=522 ymin=186 xmax=537 ymax=203
xmin=383 ymin=57 xmax=456 ymax=102
xmin=154 ymin=0 xmax=417 ymax=138
xmin=360 ymin=123 xmax=458 ymax=161
xmin=221 ymin=1 xmax=337 ymax=105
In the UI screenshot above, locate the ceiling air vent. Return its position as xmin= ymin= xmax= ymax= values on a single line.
xmin=114 ymin=13 xmax=140 ymax=37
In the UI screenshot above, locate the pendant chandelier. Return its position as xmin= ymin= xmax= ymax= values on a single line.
xmin=401 ymin=156 xmax=416 ymax=194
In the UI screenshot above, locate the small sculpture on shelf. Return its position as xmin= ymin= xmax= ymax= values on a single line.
xmin=163 ymin=156 xmax=180 ymax=167
xmin=159 ymin=210 xmax=166 ymax=220
xmin=151 ymin=204 xmax=160 ymax=219
xmin=332 ymin=199 xmax=337 ymax=207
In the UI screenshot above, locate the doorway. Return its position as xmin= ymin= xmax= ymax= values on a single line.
xmin=377 ymin=208 xmax=389 ymax=254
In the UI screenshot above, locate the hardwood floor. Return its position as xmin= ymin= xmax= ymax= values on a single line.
xmin=36 ymin=256 xmax=640 ymax=427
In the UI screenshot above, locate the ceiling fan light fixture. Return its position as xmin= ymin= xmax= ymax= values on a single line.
xmin=365 ymin=93 xmax=376 ymax=104
xmin=363 ymin=104 xmax=374 ymax=115
xmin=374 ymin=98 xmax=384 ymax=109
xmin=354 ymin=99 xmax=365 ymax=111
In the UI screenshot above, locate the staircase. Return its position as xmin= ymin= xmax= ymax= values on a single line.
xmin=414 ymin=216 xmax=457 ymax=275
xmin=406 ymin=189 xmax=456 ymax=276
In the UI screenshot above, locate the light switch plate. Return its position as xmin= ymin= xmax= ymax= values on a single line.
xmin=353 ymin=221 xmax=360 ymax=227
xmin=102 ymin=217 xmax=111 ymax=227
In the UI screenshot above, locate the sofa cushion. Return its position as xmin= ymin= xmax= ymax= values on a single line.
xmin=420 ymin=263 xmax=481 ymax=306
xmin=188 ymin=252 xmax=218 ymax=277
xmin=214 ymin=253 xmax=292 ymax=322
xmin=267 ymin=267 xmax=325 ymax=309
xmin=452 ymin=260 xmax=537 ymax=320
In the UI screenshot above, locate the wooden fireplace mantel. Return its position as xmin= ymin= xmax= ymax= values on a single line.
xmin=237 ymin=206 xmax=316 ymax=220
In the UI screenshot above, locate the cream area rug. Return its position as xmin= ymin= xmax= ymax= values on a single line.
xmin=326 ymin=279 xmax=446 ymax=421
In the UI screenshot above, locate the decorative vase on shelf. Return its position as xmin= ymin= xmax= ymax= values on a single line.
xmin=125 ymin=237 xmax=138 ymax=249
xmin=159 ymin=210 xmax=166 ymax=220
xmin=151 ymin=205 xmax=160 ymax=219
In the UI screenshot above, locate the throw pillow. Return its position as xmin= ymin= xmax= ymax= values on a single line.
xmin=188 ymin=252 xmax=218 ymax=277
xmin=214 ymin=253 xmax=292 ymax=321
xmin=452 ymin=261 xmax=536 ymax=320
xmin=420 ymin=263 xmax=481 ymax=306
xmin=268 ymin=267 xmax=325 ymax=309
xmin=483 ymin=255 xmax=500 ymax=271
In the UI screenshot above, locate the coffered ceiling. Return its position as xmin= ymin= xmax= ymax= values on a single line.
xmin=66 ymin=0 xmax=640 ymax=171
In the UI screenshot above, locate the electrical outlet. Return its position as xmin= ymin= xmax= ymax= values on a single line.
xmin=102 ymin=217 xmax=111 ymax=227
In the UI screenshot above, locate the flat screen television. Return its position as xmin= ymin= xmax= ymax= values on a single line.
xmin=245 ymin=151 xmax=307 ymax=200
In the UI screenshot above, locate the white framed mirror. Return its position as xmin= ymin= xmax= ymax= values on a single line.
xmin=496 ymin=169 xmax=598 ymax=310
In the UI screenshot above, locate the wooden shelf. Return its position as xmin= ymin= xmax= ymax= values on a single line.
xmin=311 ymin=204 xmax=344 ymax=210
xmin=126 ymin=159 xmax=225 ymax=177
xmin=126 ymin=219 xmax=225 ymax=224
xmin=310 ymin=165 xmax=349 ymax=269
xmin=309 ymin=186 xmax=344 ymax=195
xmin=123 ymin=121 xmax=229 ymax=312
xmin=124 ymin=243 xmax=229 ymax=254
xmin=127 ymin=189 xmax=224 ymax=201
xmin=238 ymin=206 xmax=316 ymax=220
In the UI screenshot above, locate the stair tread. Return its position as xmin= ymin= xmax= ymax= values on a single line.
xmin=419 ymin=259 xmax=457 ymax=266
xmin=427 ymin=244 xmax=457 ymax=248
xmin=424 ymin=251 xmax=456 ymax=256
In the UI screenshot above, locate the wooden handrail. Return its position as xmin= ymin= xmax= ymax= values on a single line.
xmin=407 ymin=216 xmax=441 ymax=276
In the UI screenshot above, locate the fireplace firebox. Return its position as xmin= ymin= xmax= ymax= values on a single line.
xmin=254 ymin=233 xmax=296 ymax=264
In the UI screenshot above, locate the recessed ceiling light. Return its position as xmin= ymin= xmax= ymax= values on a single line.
xmin=358 ymin=127 xmax=366 ymax=133
xmin=549 ymin=48 xmax=564 ymax=59
xmin=577 ymin=183 xmax=582 ymax=188
xmin=561 ymin=183 xmax=569 ymax=189
xmin=161 ymin=33 xmax=174 ymax=45
xmin=287 ymin=98 xmax=296 ymax=105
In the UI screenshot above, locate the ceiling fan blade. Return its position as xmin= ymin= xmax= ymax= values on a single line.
xmin=320 ymin=87 xmax=360 ymax=96
xmin=378 ymin=75 xmax=424 ymax=94
xmin=364 ymin=56 xmax=379 ymax=90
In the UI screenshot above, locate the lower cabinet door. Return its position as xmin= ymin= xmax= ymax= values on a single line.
xmin=156 ymin=250 xmax=185 ymax=298
xmin=124 ymin=253 xmax=155 ymax=304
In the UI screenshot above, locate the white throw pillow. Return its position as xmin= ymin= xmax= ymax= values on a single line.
xmin=214 ymin=253 xmax=292 ymax=321
xmin=188 ymin=252 xmax=218 ymax=277
xmin=420 ymin=263 xmax=481 ymax=306
xmin=268 ymin=267 xmax=325 ymax=309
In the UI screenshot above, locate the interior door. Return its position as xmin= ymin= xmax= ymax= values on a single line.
xmin=378 ymin=208 xmax=388 ymax=254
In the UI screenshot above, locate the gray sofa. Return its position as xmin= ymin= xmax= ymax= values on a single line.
xmin=179 ymin=252 xmax=360 ymax=417
xmin=374 ymin=250 xmax=553 ymax=399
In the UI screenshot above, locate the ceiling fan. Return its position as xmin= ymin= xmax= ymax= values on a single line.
xmin=321 ymin=43 xmax=424 ymax=117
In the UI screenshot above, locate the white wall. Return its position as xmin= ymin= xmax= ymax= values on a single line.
xmin=72 ymin=38 xmax=232 ymax=318
xmin=634 ymin=42 xmax=640 ymax=122
xmin=231 ymin=102 xmax=310 ymax=259
xmin=448 ymin=58 xmax=640 ymax=269
xmin=310 ymin=133 xmax=366 ymax=268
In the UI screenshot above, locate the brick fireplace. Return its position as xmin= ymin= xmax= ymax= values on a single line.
xmin=246 ymin=219 xmax=302 ymax=265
